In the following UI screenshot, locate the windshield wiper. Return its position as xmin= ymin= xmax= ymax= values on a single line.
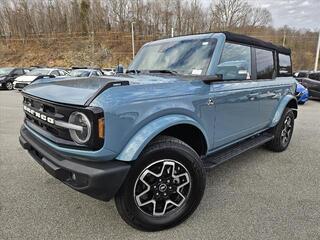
xmin=148 ymin=69 xmax=178 ymax=75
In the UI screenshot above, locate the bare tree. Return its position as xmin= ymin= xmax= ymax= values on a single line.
xmin=210 ymin=0 xmax=272 ymax=30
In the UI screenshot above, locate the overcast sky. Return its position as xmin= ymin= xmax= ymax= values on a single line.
xmin=204 ymin=0 xmax=320 ymax=30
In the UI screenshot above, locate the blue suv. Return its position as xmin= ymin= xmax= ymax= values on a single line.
xmin=19 ymin=32 xmax=297 ymax=231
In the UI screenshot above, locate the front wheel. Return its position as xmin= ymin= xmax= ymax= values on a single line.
xmin=115 ymin=136 xmax=206 ymax=231
xmin=266 ymin=108 xmax=295 ymax=152
xmin=5 ymin=81 xmax=13 ymax=90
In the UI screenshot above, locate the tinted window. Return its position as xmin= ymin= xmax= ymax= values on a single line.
xmin=256 ymin=48 xmax=275 ymax=79
xmin=217 ymin=43 xmax=251 ymax=80
xmin=13 ymin=69 xmax=24 ymax=75
xmin=278 ymin=54 xmax=292 ymax=76
xmin=297 ymin=72 xmax=308 ymax=78
xmin=309 ymin=73 xmax=320 ymax=81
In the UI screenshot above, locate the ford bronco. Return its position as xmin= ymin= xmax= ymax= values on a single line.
xmin=19 ymin=32 xmax=297 ymax=231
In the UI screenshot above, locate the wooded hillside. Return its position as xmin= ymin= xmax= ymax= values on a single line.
xmin=0 ymin=0 xmax=318 ymax=70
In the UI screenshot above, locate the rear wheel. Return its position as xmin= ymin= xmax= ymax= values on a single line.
xmin=115 ymin=136 xmax=206 ymax=231
xmin=266 ymin=108 xmax=295 ymax=152
xmin=5 ymin=81 xmax=13 ymax=90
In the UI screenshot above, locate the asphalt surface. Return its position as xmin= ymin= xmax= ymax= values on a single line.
xmin=1 ymin=90 xmax=320 ymax=239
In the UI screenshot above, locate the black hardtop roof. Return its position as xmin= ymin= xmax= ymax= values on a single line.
xmin=222 ymin=31 xmax=291 ymax=55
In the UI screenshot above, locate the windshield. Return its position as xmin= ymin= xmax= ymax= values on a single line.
xmin=69 ymin=69 xmax=91 ymax=77
xmin=129 ymin=38 xmax=217 ymax=75
xmin=26 ymin=69 xmax=51 ymax=76
xmin=0 ymin=68 xmax=14 ymax=75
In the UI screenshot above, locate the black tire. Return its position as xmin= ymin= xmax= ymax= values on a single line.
xmin=5 ymin=81 xmax=13 ymax=90
xmin=266 ymin=108 xmax=295 ymax=152
xmin=115 ymin=135 xmax=206 ymax=231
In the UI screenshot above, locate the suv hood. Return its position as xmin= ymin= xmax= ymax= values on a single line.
xmin=22 ymin=75 xmax=183 ymax=106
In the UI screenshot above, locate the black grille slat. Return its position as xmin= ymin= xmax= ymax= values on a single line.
xmin=15 ymin=83 xmax=28 ymax=89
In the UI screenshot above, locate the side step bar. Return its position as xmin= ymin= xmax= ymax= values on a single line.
xmin=202 ymin=133 xmax=274 ymax=169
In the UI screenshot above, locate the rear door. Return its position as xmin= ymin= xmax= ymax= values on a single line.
xmin=257 ymin=51 xmax=295 ymax=128
xmin=213 ymin=42 xmax=261 ymax=148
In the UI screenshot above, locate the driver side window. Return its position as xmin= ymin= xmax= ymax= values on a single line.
xmin=217 ymin=43 xmax=251 ymax=80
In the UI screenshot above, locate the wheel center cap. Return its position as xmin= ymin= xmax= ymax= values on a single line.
xmin=159 ymin=183 xmax=167 ymax=192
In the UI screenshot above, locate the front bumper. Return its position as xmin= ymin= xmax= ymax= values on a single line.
xmin=19 ymin=126 xmax=131 ymax=201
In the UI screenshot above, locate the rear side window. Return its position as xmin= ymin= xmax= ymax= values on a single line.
xmin=278 ymin=54 xmax=292 ymax=76
xmin=13 ymin=69 xmax=24 ymax=75
xmin=309 ymin=73 xmax=320 ymax=81
xmin=217 ymin=43 xmax=252 ymax=80
xmin=297 ymin=72 xmax=308 ymax=78
xmin=256 ymin=48 xmax=275 ymax=79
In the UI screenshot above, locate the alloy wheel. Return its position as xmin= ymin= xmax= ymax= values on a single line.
xmin=281 ymin=116 xmax=292 ymax=145
xmin=134 ymin=159 xmax=191 ymax=217
xmin=6 ymin=82 xmax=13 ymax=90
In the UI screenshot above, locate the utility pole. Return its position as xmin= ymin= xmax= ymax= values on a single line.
xmin=314 ymin=31 xmax=320 ymax=72
xmin=282 ymin=29 xmax=286 ymax=47
xmin=131 ymin=22 xmax=135 ymax=59
xmin=171 ymin=27 xmax=174 ymax=38
xmin=91 ymin=8 xmax=94 ymax=66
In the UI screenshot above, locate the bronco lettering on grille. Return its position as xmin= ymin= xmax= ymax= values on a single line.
xmin=23 ymin=105 xmax=55 ymax=124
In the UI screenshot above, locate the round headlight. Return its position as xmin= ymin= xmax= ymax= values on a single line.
xmin=68 ymin=112 xmax=92 ymax=144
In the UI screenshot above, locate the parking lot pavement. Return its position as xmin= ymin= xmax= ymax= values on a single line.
xmin=1 ymin=90 xmax=320 ymax=240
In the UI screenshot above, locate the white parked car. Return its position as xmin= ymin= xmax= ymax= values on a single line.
xmin=13 ymin=68 xmax=67 ymax=90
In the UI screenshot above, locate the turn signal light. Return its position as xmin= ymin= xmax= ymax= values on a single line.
xmin=98 ymin=118 xmax=105 ymax=139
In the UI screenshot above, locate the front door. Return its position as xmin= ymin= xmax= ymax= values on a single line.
xmin=213 ymin=42 xmax=261 ymax=148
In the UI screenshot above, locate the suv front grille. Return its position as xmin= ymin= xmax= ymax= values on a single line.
xmin=23 ymin=95 xmax=75 ymax=142
xmin=22 ymin=94 xmax=104 ymax=150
